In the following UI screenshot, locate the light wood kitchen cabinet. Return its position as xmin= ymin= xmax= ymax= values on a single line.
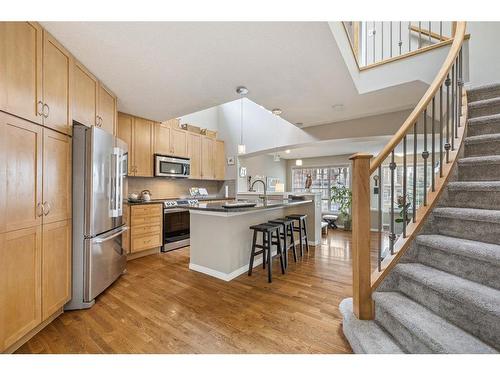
xmin=42 ymin=31 xmax=72 ymax=135
xmin=0 ymin=22 xmax=43 ymax=125
xmin=117 ymin=113 xmax=135 ymax=175
xmin=129 ymin=204 xmax=163 ymax=254
xmin=72 ymin=61 xmax=98 ymax=127
xmin=201 ymin=136 xmax=215 ymax=180
xmin=41 ymin=219 xmax=71 ymax=320
xmin=187 ymin=132 xmax=202 ymax=179
xmin=0 ymin=225 xmax=42 ymax=351
xmin=122 ymin=204 xmax=130 ymax=254
xmin=0 ymin=113 xmax=43 ymax=234
xmin=171 ymin=127 xmax=188 ymax=158
xmin=215 ymin=140 xmax=225 ymax=180
xmin=97 ymin=83 xmax=117 ymax=135
xmin=42 ymin=129 xmax=72 ymax=224
xmin=133 ymin=117 xmax=154 ymax=177
xmin=154 ymin=121 xmax=172 ymax=156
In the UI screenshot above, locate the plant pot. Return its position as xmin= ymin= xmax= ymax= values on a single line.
xmin=343 ymin=219 xmax=352 ymax=231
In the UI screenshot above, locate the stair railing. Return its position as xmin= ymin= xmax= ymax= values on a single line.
xmin=343 ymin=21 xmax=467 ymax=69
xmin=350 ymin=21 xmax=468 ymax=319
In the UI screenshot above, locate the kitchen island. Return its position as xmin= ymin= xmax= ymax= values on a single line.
xmin=189 ymin=193 xmax=321 ymax=281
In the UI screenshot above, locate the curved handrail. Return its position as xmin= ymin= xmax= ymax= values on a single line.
xmin=369 ymin=21 xmax=467 ymax=174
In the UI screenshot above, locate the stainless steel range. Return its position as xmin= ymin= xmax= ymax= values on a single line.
xmin=162 ymin=199 xmax=199 ymax=252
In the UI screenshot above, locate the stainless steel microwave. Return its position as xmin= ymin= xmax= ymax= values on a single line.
xmin=154 ymin=154 xmax=190 ymax=178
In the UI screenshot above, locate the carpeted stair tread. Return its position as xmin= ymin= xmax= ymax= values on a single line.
xmin=468 ymin=113 xmax=500 ymax=126
xmin=448 ymin=181 xmax=500 ymax=192
xmin=339 ymin=298 xmax=404 ymax=354
xmin=468 ymin=83 xmax=500 ymax=102
xmin=373 ymin=291 xmax=497 ymax=353
xmin=433 ymin=206 xmax=500 ymax=223
xmin=416 ymin=234 xmax=500 ymax=267
xmin=465 ymin=133 xmax=500 ymax=144
xmin=393 ymin=263 xmax=500 ymax=318
xmin=458 ymin=155 xmax=500 ymax=165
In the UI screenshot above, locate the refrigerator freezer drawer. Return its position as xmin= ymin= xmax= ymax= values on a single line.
xmin=84 ymin=226 xmax=128 ymax=302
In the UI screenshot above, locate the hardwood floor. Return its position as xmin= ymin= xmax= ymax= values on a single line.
xmin=16 ymin=230 xmax=383 ymax=354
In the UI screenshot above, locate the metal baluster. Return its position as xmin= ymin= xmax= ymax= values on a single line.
xmin=456 ymin=60 xmax=461 ymax=133
xmin=431 ymin=97 xmax=436 ymax=191
xmin=440 ymin=85 xmax=443 ymax=177
xmin=451 ymin=63 xmax=456 ymax=150
xmin=459 ymin=48 xmax=463 ymax=118
xmin=413 ymin=123 xmax=417 ymax=222
xmin=408 ymin=21 xmax=412 ymax=52
xmin=445 ymin=73 xmax=451 ymax=162
xmin=373 ymin=21 xmax=376 ymax=64
xmin=378 ymin=166 xmax=382 ymax=272
xmin=423 ymin=110 xmax=429 ymax=206
xmin=418 ymin=21 xmax=422 ymax=48
xmin=403 ymin=135 xmax=407 ymax=238
xmin=381 ymin=22 xmax=384 ymax=61
xmin=389 ymin=150 xmax=396 ymax=254
xmin=428 ymin=21 xmax=432 ymax=44
xmin=390 ymin=22 xmax=393 ymax=58
xmin=399 ymin=21 xmax=402 ymax=55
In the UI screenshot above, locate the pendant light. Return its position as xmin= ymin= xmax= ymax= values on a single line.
xmin=236 ymin=86 xmax=248 ymax=154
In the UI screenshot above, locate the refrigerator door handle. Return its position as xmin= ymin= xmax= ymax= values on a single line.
xmin=94 ymin=226 xmax=129 ymax=244
xmin=111 ymin=147 xmax=121 ymax=217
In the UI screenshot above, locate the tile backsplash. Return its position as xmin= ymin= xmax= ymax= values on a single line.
xmin=127 ymin=177 xmax=235 ymax=200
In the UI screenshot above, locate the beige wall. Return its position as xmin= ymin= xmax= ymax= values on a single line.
xmin=128 ymin=177 xmax=224 ymax=200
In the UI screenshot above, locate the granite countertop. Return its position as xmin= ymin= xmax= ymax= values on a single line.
xmin=126 ymin=197 xmax=235 ymax=205
xmin=188 ymin=199 xmax=313 ymax=213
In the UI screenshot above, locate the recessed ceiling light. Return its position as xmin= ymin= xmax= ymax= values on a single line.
xmin=272 ymin=108 xmax=283 ymax=116
xmin=285 ymin=149 xmax=291 ymax=154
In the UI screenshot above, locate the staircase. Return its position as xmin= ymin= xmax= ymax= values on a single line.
xmin=341 ymin=84 xmax=500 ymax=354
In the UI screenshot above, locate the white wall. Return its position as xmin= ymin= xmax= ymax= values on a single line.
xmin=238 ymin=154 xmax=287 ymax=192
xmin=467 ymin=22 xmax=500 ymax=88
xmin=178 ymin=106 xmax=219 ymax=131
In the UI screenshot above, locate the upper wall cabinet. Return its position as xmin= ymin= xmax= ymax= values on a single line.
xmin=0 ymin=22 xmax=43 ymax=125
xmin=42 ymin=31 xmax=72 ymax=136
xmin=153 ymin=122 xmax=171 ymax=156
xmin=73 ymin=62 xmax=98 ymax=127
xmin=98 ymin=83 xmax=117 ymax=135
xmin=154 ymin=119 xmax=187 ymax=158
xmin=215 ymin=140 xmax=225 ymax=180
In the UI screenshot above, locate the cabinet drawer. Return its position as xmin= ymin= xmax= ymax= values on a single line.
xmin=131 ymin=224 xmax=162 ymax=237
xmin=131 ymin=204 xmax=162 ymax=217
xmin=131 ymin=233 xmax=162 ymax=253
xmin=131 ymin=214 xmax=162 ymax=226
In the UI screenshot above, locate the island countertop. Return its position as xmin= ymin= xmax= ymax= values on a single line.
xmin=188 ymin=199 xmax=313 ymax=215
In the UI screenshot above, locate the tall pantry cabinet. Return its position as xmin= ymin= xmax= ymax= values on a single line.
xmin=0 ymin=22 xmax=74 ymax=352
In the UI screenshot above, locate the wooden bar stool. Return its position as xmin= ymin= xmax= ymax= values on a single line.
xmin=286 ymin=214 xmax=309 ymax=256
xmin=248 ymin=223 xmax=285 ymax=283
xmin=268 ymin=218 xmax=297 ymax=268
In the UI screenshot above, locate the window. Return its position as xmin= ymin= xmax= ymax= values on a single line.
xmin=291 ymin=166 xmax=350 ymax=212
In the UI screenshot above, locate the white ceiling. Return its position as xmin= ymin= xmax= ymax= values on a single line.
xmin=42 ymin=22 xmax=425 ymax=127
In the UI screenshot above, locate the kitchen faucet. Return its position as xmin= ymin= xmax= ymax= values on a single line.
xmin=249 ymin=179 xmax=267 ymax=200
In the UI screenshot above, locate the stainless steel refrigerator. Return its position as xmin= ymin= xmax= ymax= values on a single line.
xmin=66 ymin=123 xmax=128 ymax=310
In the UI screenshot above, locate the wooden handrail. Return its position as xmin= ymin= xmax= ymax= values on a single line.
xmin=369 ymin=21 xmax=466 ymax=174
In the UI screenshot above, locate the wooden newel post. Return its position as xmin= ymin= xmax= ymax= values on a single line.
xmin=349 ymin=153 xmax=374 ymax=320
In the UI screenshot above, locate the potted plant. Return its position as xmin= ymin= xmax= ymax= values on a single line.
xmin=331 ymin=185 xmax=353 ymax=231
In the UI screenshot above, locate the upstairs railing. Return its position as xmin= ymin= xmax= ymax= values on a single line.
xmin=343 ymin=21 xmax=461 ymax=69
xmin=349 ymin=21 xmax=467 ymax=319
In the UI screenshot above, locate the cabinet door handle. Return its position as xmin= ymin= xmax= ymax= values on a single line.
xmin=43 ymin=103 xmax=50 ymax=118
xmin=37 ymin=202 xmax=44 ymax=217
xmin=37 ymin=101 xmax=44 ymax=117
xmin=42 ymin=201 xmax=51 ymax=216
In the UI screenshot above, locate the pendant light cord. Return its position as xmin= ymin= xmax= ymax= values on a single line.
xmin=240 ymin=95 xmax=243 ymax=145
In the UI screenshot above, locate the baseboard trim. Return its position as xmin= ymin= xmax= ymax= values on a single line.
xmin=3 ymin=307 xmax=63 ymax=353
